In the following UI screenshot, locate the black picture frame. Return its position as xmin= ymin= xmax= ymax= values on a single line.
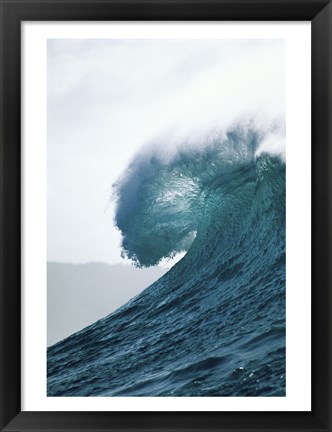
xmin=0 ymin=1 xmax=331 ymax=431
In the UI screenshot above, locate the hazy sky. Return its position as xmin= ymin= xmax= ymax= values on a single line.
xmin=47 ymin=262 xmax=167 ymax=345
xmin=47 ymin=39 xmax=285 ymax=265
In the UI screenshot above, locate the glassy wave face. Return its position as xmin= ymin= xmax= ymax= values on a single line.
xmin=48 ymin=123 xmax=285 ymax=396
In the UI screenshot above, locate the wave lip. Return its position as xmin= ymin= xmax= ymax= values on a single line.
xmin=113 ymin=120 xmax=284 ymax=268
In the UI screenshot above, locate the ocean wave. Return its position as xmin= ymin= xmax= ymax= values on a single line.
xmin=48 ymin=118 xmax=285 ymax=397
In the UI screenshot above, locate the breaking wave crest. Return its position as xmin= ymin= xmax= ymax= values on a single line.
xmin=113 ymin=120 xmax=285 ymax=268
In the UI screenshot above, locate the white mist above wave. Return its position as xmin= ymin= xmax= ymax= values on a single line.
xmin=135 ymin=40 xmax=285 ymax=145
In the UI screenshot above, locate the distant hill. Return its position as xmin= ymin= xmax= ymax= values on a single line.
xmin=47 ymin=262 xmax=167 ymax=346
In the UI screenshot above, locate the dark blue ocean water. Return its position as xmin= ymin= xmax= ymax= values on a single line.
xmin=47 ymin=125 xmax=285 ymax=396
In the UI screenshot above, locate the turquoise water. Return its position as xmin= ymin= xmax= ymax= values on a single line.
xmin=48 ymin=124 xmax=285 ymax=396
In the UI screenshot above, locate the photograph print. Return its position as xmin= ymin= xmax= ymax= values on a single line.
xmin=47 ymin=38 xmax=285 ymax=397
